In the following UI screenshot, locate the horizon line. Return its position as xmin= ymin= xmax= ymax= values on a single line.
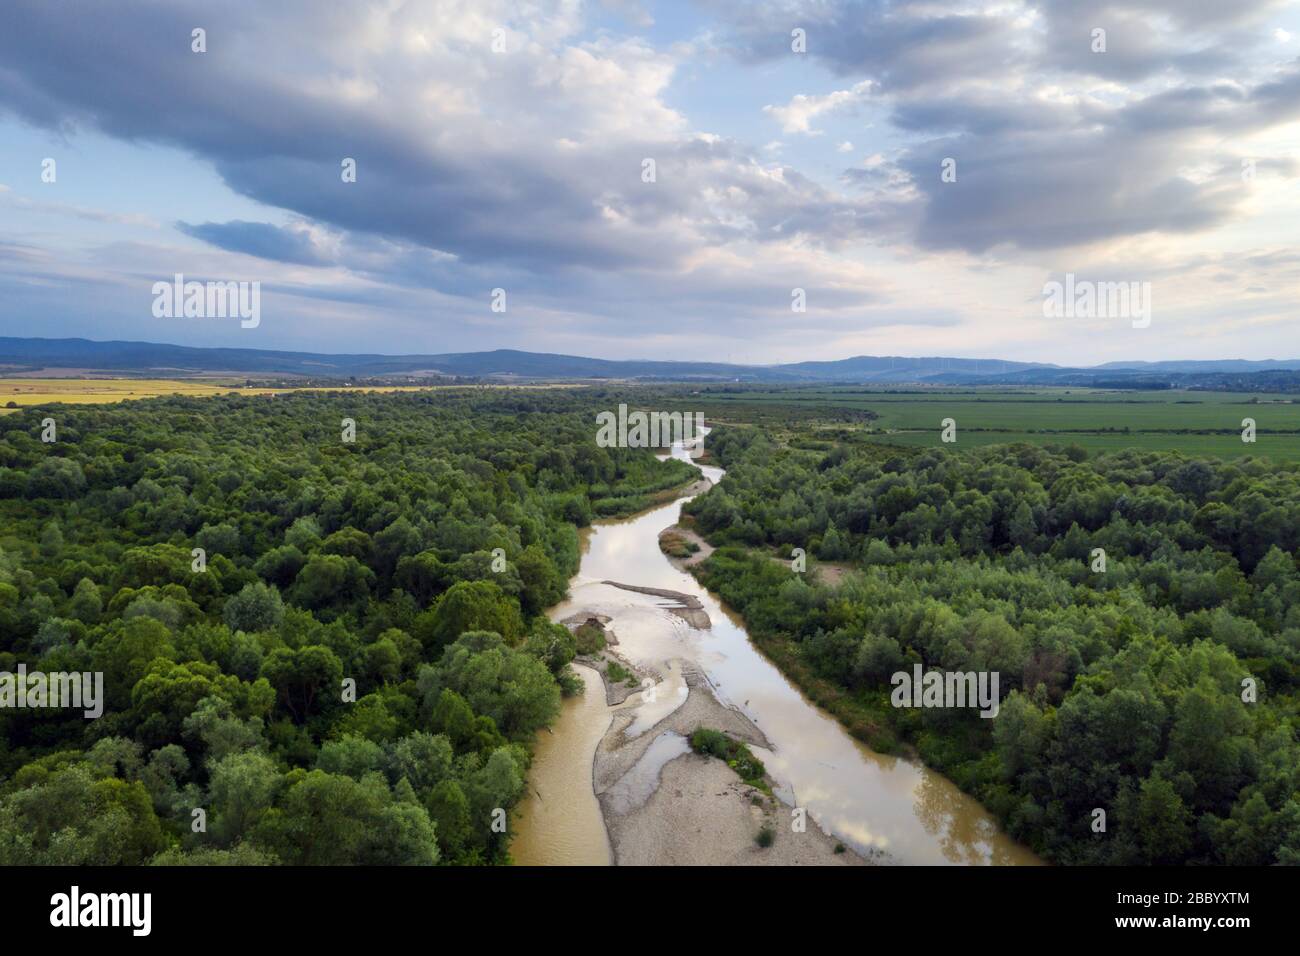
xmin=4 ymin=335 xmax=1298 ymax=371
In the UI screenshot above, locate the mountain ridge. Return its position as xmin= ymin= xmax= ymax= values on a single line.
xmin=3 ymin=336 xmax=1300 ymax=386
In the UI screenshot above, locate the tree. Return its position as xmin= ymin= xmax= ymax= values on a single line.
xmin=422 ymin=631 xmax=559 ymax=739
xmin=425 ymin=779 xmax=472 ymax=859
xmin=0 ymin=765 xmax=164 ymax=865
xmin=92 ymin=616 xmax=178 ymax=710
xmin=853 ymin=633 xmax=904 ymax=684
xmin=208 ymin=750 xmax=281 ymax=847
xmin=1009 ymin=500 xmax=1037 ymax=549
xmin=515 ymin=543 xmax=565 ymax=614
xmin=224 ymin=582 xmax=285 ymax=633
xmin=251 ymin=770 xmax=438 ymax=865
xmin=331 ymin=694 xmax=400 ymax=743
xmin=260 ymin=645 xmax=344 ymax=721
xmin=40 ymin=520 xmax=63 ymax=558
xmin=149 ymin=844 xmax=279 ymax=865
xmin=317 ymin=734 xmax=386 ymax=780
xmin=414 ymin=580 xmax=523 ymax=651
xmin=288 ymin=554 xmax=373 ymax=611
xmin=196 ymin=522 xmax=241 ymax=559
xmin=1164 ymin=677 xmax=1256 ymax=813
xmin=140 ymin=744 xmax=192 ymax=818
xmin=284 ymin=516 xmax=322 ymax=552
xmin=26 ymin=458 xmax=86 ymax=499
xmin=818 ymin=522 xmax=849 ymax=560
xmin=322 ymin=527 xmax=374 ymax=562
xmin=182 ymin=695 xmax=265 ymax=766
xmin=68 ymin=577 xmax=102 ymax=623
xmin=425 ymin=688 xmax=505 ymax=753
xmin=1124 ymin=775 xmax=1193 ymax=865
xmin=386 ymin=732 xmax=454 ymax=794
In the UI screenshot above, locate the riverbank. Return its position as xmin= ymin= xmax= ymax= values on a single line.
xmin=541 ymin=604 xmax=876 ymax=865
xmin=516 ymin=428 xmax=1041 ymax=866
xmin=586 ymin=644 xmax=873 ymax=866
xmin=658 ymin=522 xmax=714 ymax=568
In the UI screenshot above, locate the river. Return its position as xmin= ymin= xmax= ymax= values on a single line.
xmin=511 ymin=433 xmax=1041 ymax=866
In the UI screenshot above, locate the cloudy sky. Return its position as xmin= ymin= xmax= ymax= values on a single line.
xmin=1 ymin=0 xmax=1298 ymax=364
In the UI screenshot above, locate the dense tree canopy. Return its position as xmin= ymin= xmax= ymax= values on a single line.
xmin=686 ymin=426 xmax=1300 ymax=864
xmin=0 ymin=389 xmax=695 ymax=864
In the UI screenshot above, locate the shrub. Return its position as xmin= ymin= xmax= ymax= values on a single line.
xmin=689 ymin=726 xmax=767 ymax=787
xmin=573 ymin=623 xmax=606 ymax=654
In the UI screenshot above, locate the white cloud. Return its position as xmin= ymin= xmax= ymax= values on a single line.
xmin=763 ymin=81 xmax=874 ymax=134
xmin=2 ymin=0 xmax=1299 ymax=363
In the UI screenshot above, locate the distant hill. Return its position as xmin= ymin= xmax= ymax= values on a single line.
xmin=2 ymin=337 xmax=1298 ymax=390
xmin=771 ymin=355 xmax=1051 ymax=381
xmin=0 ymin=338 xmax=774 ymax=380
xmin=0 ymin=337 xmax=1049 ymax=381
xmin=928 ymin=366 xmax=1300 ymax=392
xmin=1091 ymin=359 xmax=1300 ymax=373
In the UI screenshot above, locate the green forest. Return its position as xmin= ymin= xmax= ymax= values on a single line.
xmin=0 ymin=389 xmax=696 ymax=864
xmin=4 ymin=382 xmax=1299 ymax=867
xmin=684 ymin=425 xmax=1300 ymax=864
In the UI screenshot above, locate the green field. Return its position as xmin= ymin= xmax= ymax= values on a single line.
xmin=685 ymin=387 xmax=1300 ymax=460
xmin=872 ymin=428 xmax=1300 ymax=460
xmin=6 ymin=379 xmax=1299 ymax=460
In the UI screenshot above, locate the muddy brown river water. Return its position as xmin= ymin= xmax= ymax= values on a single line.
xmin=511 ymin=435 xmax=1042 ymax=866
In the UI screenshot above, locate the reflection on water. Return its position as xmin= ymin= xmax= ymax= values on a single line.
xmin=515 ymin=432 xmax=1042 ymax=866
xmin=622 ymin=658 xmax=688 ymax=738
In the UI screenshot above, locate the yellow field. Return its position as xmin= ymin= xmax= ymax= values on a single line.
xmin=0 ymin=378 xmax=274 ymax=412
xmin=0 ymin=378 xmax=584 ymax=413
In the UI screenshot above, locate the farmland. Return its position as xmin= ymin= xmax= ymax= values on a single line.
xmin=0 ymin=378 xmax=271 ymax=411
xmin=0 ymin=378 xmax=580 ymax=414
xmin=4 ymin=378 xmax=1299 ymax=460
xmin=679 ymin=386 xmax=1300 ymax=461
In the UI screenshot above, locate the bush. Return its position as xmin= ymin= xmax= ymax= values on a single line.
xmin=573 ymin=623 xmax=606 ymax=654
xmin=689 ymin=727 xmax=767 ymax=787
